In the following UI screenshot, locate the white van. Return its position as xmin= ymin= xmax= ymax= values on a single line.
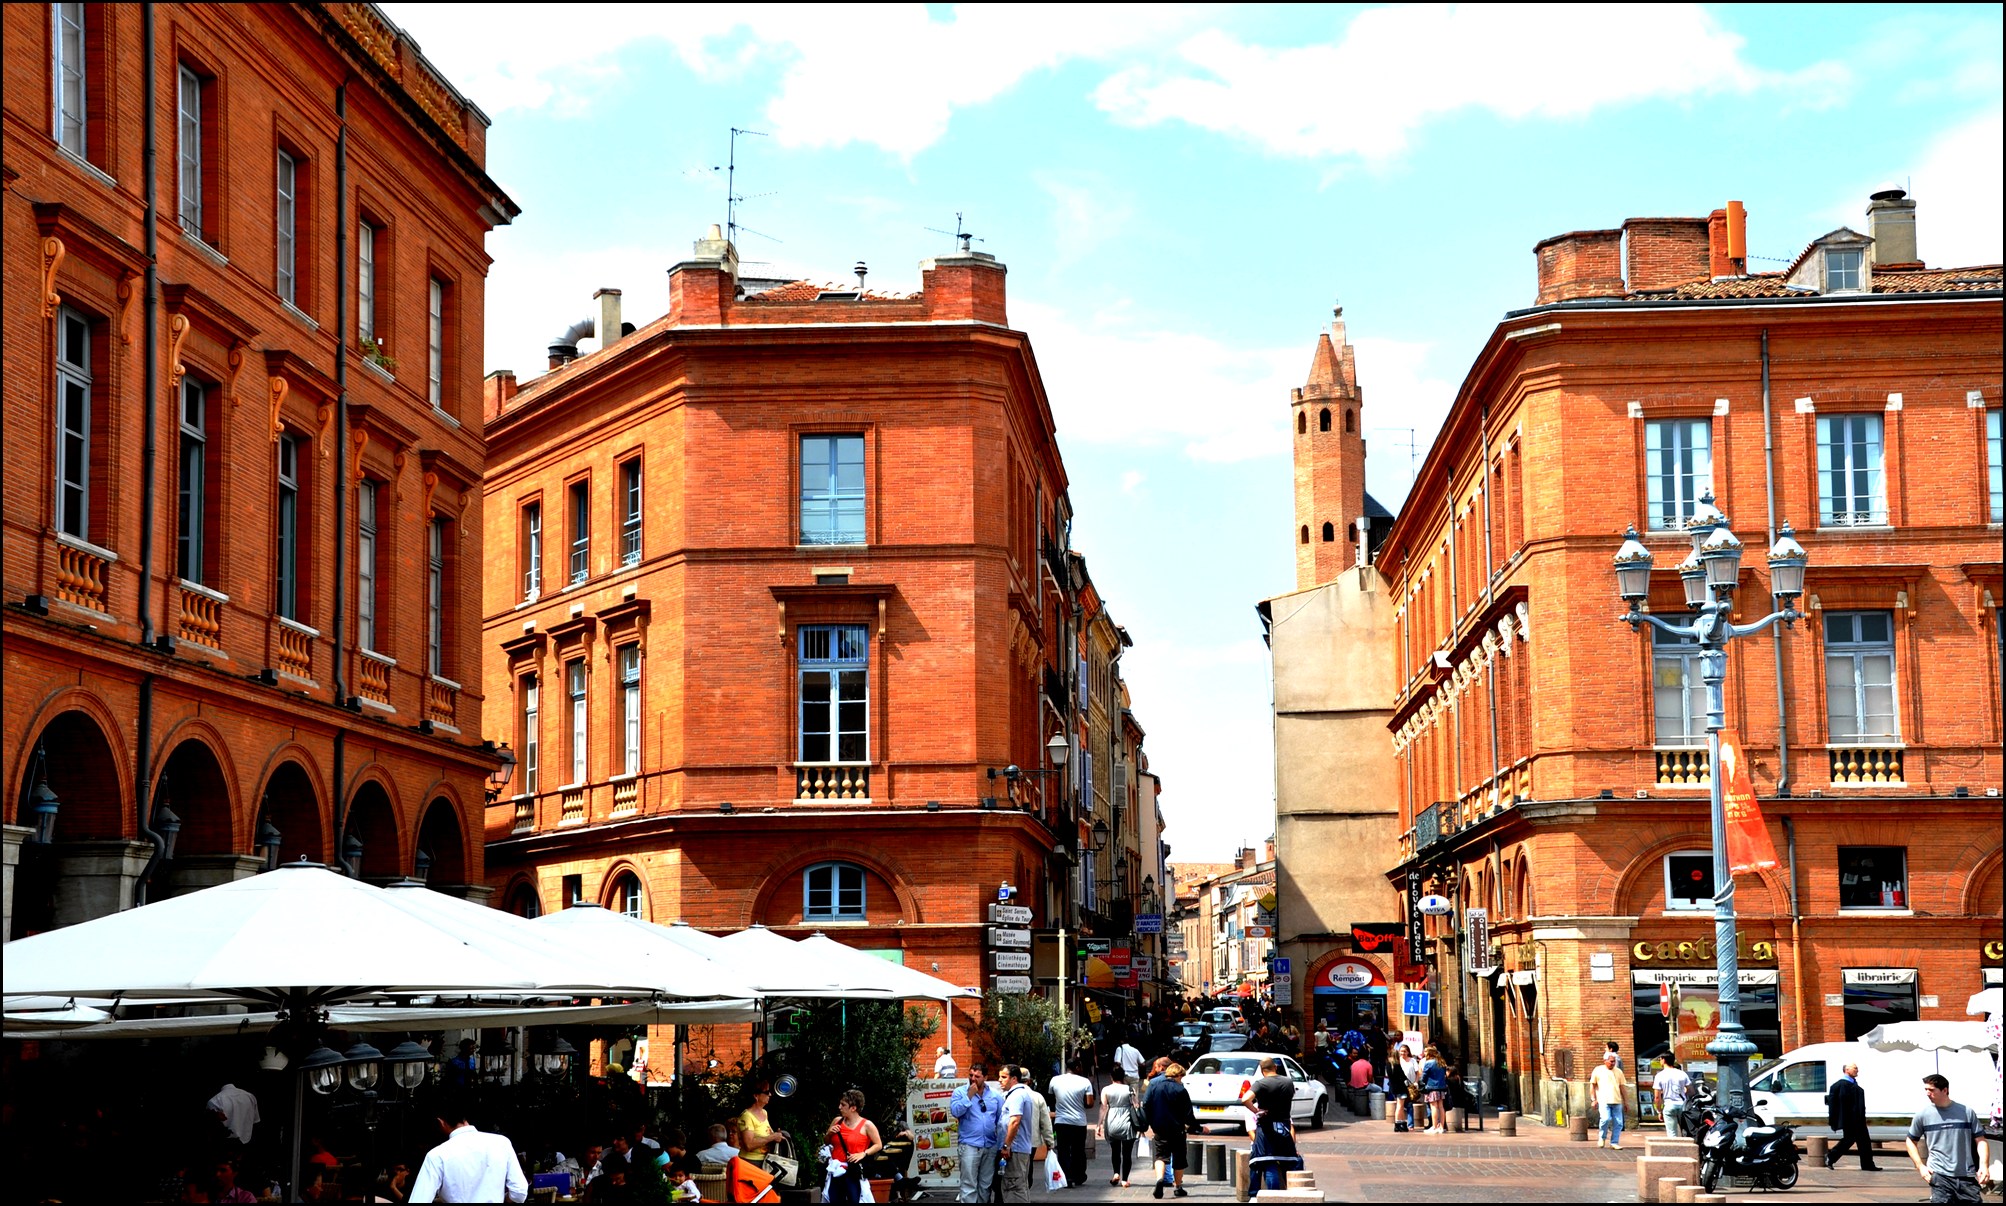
xmin=1746 ymin=1041 xmax=1998 ymax=1143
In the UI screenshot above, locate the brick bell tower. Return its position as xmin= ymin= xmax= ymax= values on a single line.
xmin=1292 ymin=306 xmax=1368 ymax=590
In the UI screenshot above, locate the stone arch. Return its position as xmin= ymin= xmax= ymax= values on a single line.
xmin=14 ymin=689 xmax=129 ymax=838
xmin=749 ymin=844 xmax=924 ymax=927
xmin=342 ymin=779 xmax=403 ymax=881
xmin=1610 ymin=833 xmax=1788 ymax=920
xmin=599 ymin=859 xmax=650 ymax=918
xmin=1961 ymin=847 xmax=2003 ymax=917
xmin=501 ymin=874 xmax=543 ymax=918
xmin=1296 ymin=411 xmax=1307 ymax=435
xmin=1321 ymin=522 xmax=1334 ymax=542
xmin=415 ymin=795 xmax=467 ymax=886
xmin=256 ymin=758 xmax=326 ymax=866
xmin=1318 ymin=408 xmax=1331 ymax=432
xmin=154 ymin=720 xmax=241 ymax=855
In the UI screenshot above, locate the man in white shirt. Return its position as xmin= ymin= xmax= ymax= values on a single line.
xmin=1113 ymin=1038 xmax=1144 ymax=1082
xmin=207 ymin=1082 xmax=260 ymax=1148
xmin=935 ymin=1046 xmax=959 ymax=1079
xmin=1048 ymin=1058 xmax=1095 ymax=1189
xmin=409 ymin=1104 xmax=528 ymax=1204
xmin=1651 ymin=1055 xmax=1692 ymax=1138
xmin=694 ymin=1123 xmax=740 ymax=1166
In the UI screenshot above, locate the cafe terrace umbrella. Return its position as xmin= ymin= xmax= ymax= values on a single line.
xmin=1968 ymin=988 xmax=2002 ymax=1020
xmin=1859 ymin=1020 xmax=2000 ymax=1054
xmin=6 ymin=996 xmax=761 ymax=1040
xmin=793 ymin=934 xmax=978 ymax=1001
xmin=720 ymin=924 xmax=904 ymax=998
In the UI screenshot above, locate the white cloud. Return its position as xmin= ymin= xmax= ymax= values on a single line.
xmin=1828 ymin=108 xmax=2002 ymax=268
xmin=1093 ymin=4 xmax=1849 ymax=160
xmin=1036 ymin=172 xmax=1135 ymax=270
xmin=383 ymin=3 xmax=1201 ymax=156
xmin=1120 ymin=469 xmax=1146 ymax=495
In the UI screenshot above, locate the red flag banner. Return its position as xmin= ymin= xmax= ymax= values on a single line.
xmin=1720 ymin=730 xmax=1780 ymax=876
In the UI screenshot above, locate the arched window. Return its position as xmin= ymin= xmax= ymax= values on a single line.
xmin=1318 ymin=408 xmax=1331 ymax=432
xmin=1321 ymin=522 xmax=1334 ymax=542
xmin=804 ymin=861 xmax=866 ymax=921
xmin=1344 ymin=409 xmax=1355 ymax=434
xmin=610 ymin=872 xmax=645 ymax=919
xmin=1299 ymin=525 xmax=1309 ymax=544
xmin=508 ymin=883 xmax=541 ymax=918
xmin=1297 ymin=411 xmax=1307 ymax=434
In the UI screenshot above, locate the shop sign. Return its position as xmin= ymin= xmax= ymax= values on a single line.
xmin=1983 ymin=940 xmax=2003 ymax=963
xmin=1631 ymin=936 xmax=1775 ymax=964
xmin=1417 ymin=894 xmax=1453 ymax=916
xmin=1632 ymin=968 xmax=1779 ymax=986
xmin=1245 ymin=925 xmax=1272 ymax=938
xmin=1323 ymin=960 xmax=1382 ymax=991
xmin=1841 ymin=968 xmax=1916 ymax=986
xmin=1406 ymin=873 xmax=1425 ymax=964
xmin=1349 ymin=923 xmax=1404 ymax=955
xmin=1465 ymin=909 xmax=1491 ymax=974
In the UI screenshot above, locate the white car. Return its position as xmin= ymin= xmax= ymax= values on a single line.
xmin=1183 ymin=1052 xmax=1328 ymax=1133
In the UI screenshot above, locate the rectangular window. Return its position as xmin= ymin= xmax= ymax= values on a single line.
xmin=427 ymin=518 xmax=446 ymax=677
xmin=276 ymin=150 xmax=297 ymax=304
xmin=1652 ymin=617 xmax=1707 ymax=745
xmin=357 ymin=222 xmax=377 ymax=347
xmin=620 ymin=458 xmax=642 ymax=567
xmin=177 ymin=65 xmax=204 ymax=236
xmin=427 ymin=277 xmax=445 ymax=411
xmin=276 ymin=435 xmax=300 ymax=619
xmin=804 ymin=863 xmax=865 ymax=921
xmin=1664 ymin=851 xmax=1716 ymax=911
xmin=568 ymin=479 xmax=589 ymax=584
xmin=356 ymin=481 xmax=378 ymax=651
xmin=521 ymin=501 xmax=543 ymax=601
xmin=1817 ymin=415 xmax=1886 ymax=527
xmin=1824 ymin=612 xmax=1898 ymax=741
xmin=53 ymin=3 xmax=86 ymax=156
xmin=54 ymin=306 xmax=92 ymax=540
xmin=567 ymin=660 xmax=587 ymax=785
xmin=176 ymin=379 xmax=208 ymax=583
xmin=799 ymin=434 xmax=865 ymax=545
xmin=1826 ymin=248 xmax=1863 ymax=292
xmin=1839 ymin=846 xmax=1908 ymax=910
xmin=1645 ymin=419 xmax=1711 ymax=531
xmin=521 ymin=673 xmax=540 ymax=795
xmin=619 ymin=644 xmax=641 ymax=776
xmin=798 ymin=624 xmax=868 ymax=762
xmin=1988 ymin=409 xmax=2002 ymax=524
xmin=1841 ymin=975 xmax=1917 ymax=1042
xmin=562 ymin=873 xmax=582 ymax=907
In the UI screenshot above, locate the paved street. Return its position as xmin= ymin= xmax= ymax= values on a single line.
xmin=1028 ymin=1110 xmax=1953 ymax=1204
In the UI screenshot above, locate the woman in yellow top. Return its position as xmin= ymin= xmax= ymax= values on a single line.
xmin=734 ymin=1082 xmax=789 ymax=1164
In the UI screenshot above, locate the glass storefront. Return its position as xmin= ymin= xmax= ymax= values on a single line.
xmin=1632 ymin=979 xmax=1781 ymax=1073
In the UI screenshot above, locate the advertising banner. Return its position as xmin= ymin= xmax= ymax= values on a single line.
xmin=1720 ymin=729 xmax=1781 ymax=876
xmin=904 ymin=1078 xmax=965 ymax=1191
xmin=1406 ymin=872 xmax=1425 ymax=964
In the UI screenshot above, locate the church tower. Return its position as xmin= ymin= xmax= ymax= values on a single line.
xmin=1292 ymin=307 xmax=1369 ymax=590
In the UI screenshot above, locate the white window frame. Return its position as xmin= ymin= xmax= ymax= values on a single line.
xmin=276 ymin=434 xmax=300 ymax=619
xmin=53 ymin=3 xmax=86 ymax=157
xmin=620 ymin=458 xmax=642 ymax=567
xmin=799 ymin=433 xmax=866 ymax=545
xmin=568 ymin=479 xmax=590 ymax=585
xmin=567 ymin=659 xmax=587 ymax=786
xmin=1664 ymin=850 xmax=1716 ymax=912
xmin=357 ymin=221 xmax=377 ymax=346
xmin=521 ymin=673 xmax=540 ymax=795
xmin=177 ymin=379 xmax=207 ymax=584
xmin=615 ymin=873 xmax=645 ymax=919
xmin=1645 ymin=418 xmax=1711 ymax=531
xmin=522 ymin=501 xmax=543 ymax=601
xmin=1824 ymin=611 xmax=1899 ymax=742
xmin=1652 ymin=616 xmax=1706 ymax=746
xmin=1817 ymin=414 xmax=1886 ymax=527
xmin=276 ymin=150 xmax=298 ymax=304
xmin=427 ymin=277 xmax=445 ymax=410
xmin=803 ymin=862 xmax=866 ymax=921
xmin=356 ymin=481 xmax=378 ymax=651
xmin=426 ymin=517 xmax=445 ymax=676
xmin=797 ymin=624 xmax=868 ymax=763
xmin=177 ymin=65 xmax=203 ymax=236
xmin=619 ymin=644 xmax=641 ymax=776
xmin=1825 ymin=247 xmax=1864 ymax=293
xmin=1988 ymin=409 xmax=2002 ymax=524
xmin=55 ymin=306 xmax=92 ymax=540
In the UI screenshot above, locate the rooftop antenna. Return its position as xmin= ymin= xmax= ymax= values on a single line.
xmin=924 ymin=212 xmax=984 ymax=254
xmin=726 ymin=127 xmax=769 ymax=246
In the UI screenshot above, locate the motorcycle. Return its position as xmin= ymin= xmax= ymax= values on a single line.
xmin=1698 ymin=1106 xmax=1801 ymax=1193
xmin=1677 ymin=1080 xmax=1719 ymax=1141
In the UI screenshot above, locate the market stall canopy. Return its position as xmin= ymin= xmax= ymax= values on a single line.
xmin=1967 ymin=988 xmax=2001 ymax=1020
xmin=1859 ymin=1020 xmax=2000 ymax=1053
xmin=5 ymin=995 xmax=760 ymax=1040
xmin=794 ymin=934 xmax=978 ymax=1000
xmin=4 ymin=863 xmax=545 ymax=1006
xmin=720 ymin=925 xmax=903 ymax=999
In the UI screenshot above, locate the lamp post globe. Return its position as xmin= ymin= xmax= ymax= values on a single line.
xmin=1768 ymin=523 xmax=1808 ymax=600
xmin=343 ymin=1040 xmax=384 ymax=1092
xmin=1045 ymin=732 xmax=1070 ymax=765
xmin=1613 ymin=526 xmax=1653 ymax=605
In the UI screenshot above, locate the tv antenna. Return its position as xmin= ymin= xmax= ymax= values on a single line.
xmin=924 ymin=212 xmax=984 ymax=254
xmin=725 ymin=127 xmax=780 ymax=245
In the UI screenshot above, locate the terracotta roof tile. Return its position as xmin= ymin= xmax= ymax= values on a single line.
xmin=742 ymin=280 xmax=919 ymax=302
xmin=1622 ymin=264 xmax=2000 ymax=301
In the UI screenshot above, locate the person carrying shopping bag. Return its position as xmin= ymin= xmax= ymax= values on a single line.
xmin=1098 ymin=1066 xmax=1139 ymax=1188
xmin=823 ymin=1090 xmax=883 ymax=1205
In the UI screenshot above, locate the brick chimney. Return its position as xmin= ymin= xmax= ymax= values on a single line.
xmin=596 ymin=288 xmax=623 ymax=350
xmin=1533 ymin=229 xmax=1625 ymax=304
xmin=1707 ymin=209 xmax=1733 ymax=277
xmin=1866 ymin=187 xmax=1919 ymax=267
xmin=483 ymin=368 xmax=516 ymax=421
xmin=668 ymin=225 xmax=737 ymax=326
xmin=920 ymin=252 xmax=1008 ymax=325
xmin=1623 ymin=217 xmax=1711 ymax=291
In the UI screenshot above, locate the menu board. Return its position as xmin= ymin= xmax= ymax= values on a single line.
xmin=904 ymin=1077 xmax=965 ymax=1190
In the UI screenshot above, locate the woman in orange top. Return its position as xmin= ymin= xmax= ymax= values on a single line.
xmin=824 ymin=1089 xmax=883 ymax=1205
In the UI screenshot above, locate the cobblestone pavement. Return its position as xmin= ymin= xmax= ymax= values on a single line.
xmin=1009 ymin=1106 xmax=1966 ymax=1204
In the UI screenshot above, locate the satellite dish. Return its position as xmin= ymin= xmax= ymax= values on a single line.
xmin=1417 ymin=894 xmax=1454 ymax=916
xmin=773 ymin=1073 xmax=800 ymax=1098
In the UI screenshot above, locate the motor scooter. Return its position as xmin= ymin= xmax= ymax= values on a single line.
xmin=1677 ymin=1080 xmax=1719 ymax=1142
xmin=1698 ymin=1106 xmax=1801 ymax=1193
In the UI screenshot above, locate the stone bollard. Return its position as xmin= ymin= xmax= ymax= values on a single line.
xmin=1447 ymin=1107 xmax=1465 ymax=1132
xmin=1569 ymin=1112 xmax=1591 ymax=1141
xmin=1234 ymin=1149 xmax=1250 ymax=1202
xmin=1386 ymin=1099 xmax=1403 ymax=1125
xmin=1804 ymin=1134 xmax=1828 ymax=1164
xmin=1206 ymin=1141 xmax=1228 ymax=1182
xmin=1498 ymin=1110 xmax=1518 ymax=1136
xmin=1673 ymin=1185 xmax=1702 ymax=1203
xmin=1285 ymin=1172 xmax=1316 ymax=1188
xmin=1645 ymin=1138 xmax=1697 ymax=1160
xmin=1636 ymin=1157 xmax=1698 ymax=1202
xmin=1691 ymin=1196 xmax=1728 ymax=1205
xmin=1656 ymin=1178 xmax=1688 ymax=1204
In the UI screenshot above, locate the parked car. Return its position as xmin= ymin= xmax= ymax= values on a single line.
xmin=1183 ymin=1051 xmax=1328 ymax=1133
xmin=1208 ymin=1031 xmax=1250 ymax=1053
xmin=1746 ymin=1039 xmax=1998 ymax=1143
xmin=1202 ymin=1007 xmax=1243 ymax=1032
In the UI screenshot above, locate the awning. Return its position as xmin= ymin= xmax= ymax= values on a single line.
xmin=1631 ymin=969 xmax=1778 ymax=987
xmin=1510 ymin=970 xmax=1537 ymax=986
xmin=1842 ymin=968 xmax=1917 ymax=987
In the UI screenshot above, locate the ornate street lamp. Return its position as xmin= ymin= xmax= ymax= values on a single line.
xmin=26 ymin=774 xmax=60 ymax=846
xmin=485 ymin=742 xmax=517 ymax=803
xmin=1613 ymin=493 xmax=1808 ymax=1113
xmin=342 ymin=1040 xmax=384 ymax=1092
xmin=384 ymin=1039 xmax=435 ymax=1091
xmin=300 ymin=1043 xmax=348 ymax=1096
xmin=256 ymin=814 xmax=283 ymax=873
xmin=1046 ymin=732 xmax=1070 ymax=765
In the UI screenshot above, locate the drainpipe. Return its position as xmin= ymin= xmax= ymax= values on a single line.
xmin=1784 ymin=815 xmax=1805 ymax=1048
xmin=134 ymin=5 xmax=165 ymax=901
xmin=1760 ymin=330 xmax=1791 ymax=797
xmin=331 ymin=81 xmax=349 ymax=861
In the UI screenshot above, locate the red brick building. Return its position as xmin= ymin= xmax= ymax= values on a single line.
xmin=479 ymin=232 xmax=1089 ymax=1056
xmin=3 ymin=2 xmax=515 ymax=935
xmin=1372 ymin=192 xmax=2001 ymax=1120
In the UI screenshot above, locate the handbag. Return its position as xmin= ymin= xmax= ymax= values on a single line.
xmin=764 ymin=1135 xmax=800 ymax=1187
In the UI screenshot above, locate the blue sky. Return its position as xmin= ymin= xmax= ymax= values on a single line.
xmin=383 ymin=3 xmax=2002 ymax=862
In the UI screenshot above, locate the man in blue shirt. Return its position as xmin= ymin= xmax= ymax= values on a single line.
xmin=998 ymin=1065 xmax=1038 ymax=1201
xmin=949 ymin=1063 xmax=1003 ymax=1203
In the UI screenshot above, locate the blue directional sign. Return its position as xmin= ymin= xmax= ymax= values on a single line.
xmin=1269 ymin=957 xmax=1291 ymax=975
xmin=1134 ymin=913 xmax=1164 ymax=935
xmin=1402 ymin=989 xmax=1432 ymax=1017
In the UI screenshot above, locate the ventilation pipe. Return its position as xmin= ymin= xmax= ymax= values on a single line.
xmin=547 ymin=317 xmax=594 ymax=369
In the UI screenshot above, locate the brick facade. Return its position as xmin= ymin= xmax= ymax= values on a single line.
xmin=1369 ymin=195 xmax=2002 ymax=1120
xmin=480 ymin=236 xmax=1099 ymax=1058
xmin=3 ymin=3 xmax=513 ymax=933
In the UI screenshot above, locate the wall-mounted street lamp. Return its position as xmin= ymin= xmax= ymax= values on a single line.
xmin=484 ymin=742 xmax=517 ymax=803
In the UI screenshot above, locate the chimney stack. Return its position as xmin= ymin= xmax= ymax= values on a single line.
xmin=1866 ymin=187 xmax=1919 ymax=267
xmin=1533 ymin=229 xmax=1625 ymax=304
xmin=483 ymin=369 xmax=517 ymax=421
xmin=1623 ymin=217 xmax=1711 ymax=291
xmin=596 ymin=288 xmax=623 ymax=351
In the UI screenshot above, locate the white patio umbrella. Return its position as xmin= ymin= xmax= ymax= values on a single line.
xmin=533 ymin=904 xmax=773 ymax=997
xmin=1967 ymin=988 xmax=2002 ymax=1020
xmin=794 ymin=934 xmax=979 ymax=1001
xmin=8 ymin=996 xmax=761 ymax=1040
xmin=1859 ymin=1020 xmax=2000 ymax=1053
xmin=720 ymin=924 xmax=902 ymax=998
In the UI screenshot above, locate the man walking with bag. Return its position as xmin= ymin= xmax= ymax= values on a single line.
xmin=1048 ymin=1058 xmax=1094 ymax=1189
